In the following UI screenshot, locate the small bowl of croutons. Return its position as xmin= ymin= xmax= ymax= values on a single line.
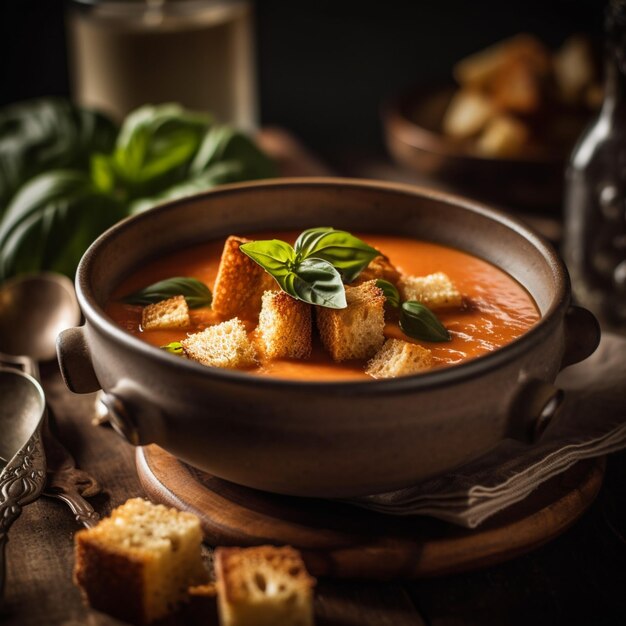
xmin=383 ymin=34 xmax=601 ymax=213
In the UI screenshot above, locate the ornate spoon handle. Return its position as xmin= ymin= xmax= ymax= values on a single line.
xmin=0 ymin=431 xmax=46 ymax=597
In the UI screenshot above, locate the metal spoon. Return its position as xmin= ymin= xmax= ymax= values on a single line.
xmin=0 ymin=273 xmax=100 ymax=527
xmin=0 ymin=272 xmax=80 ymax=362
xmin=0 ymin=368 xmax=46 ymax=598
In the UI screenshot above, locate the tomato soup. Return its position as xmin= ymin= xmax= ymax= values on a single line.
xmin=105 ymin=232 xmax=540 ymax=381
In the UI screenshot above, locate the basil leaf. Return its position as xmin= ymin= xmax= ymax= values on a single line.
xmin=160 ymin=341 xmax=184 ymax=356
xmin=190 ymin=124 xmax=276 ymax=180
xmin=239 ymin=239 xmax=296 ymax=277
xmin=107 ymin=104 xmax=212 ymax=198
xmin=400 ymin=301 xmax=451 ymax=342
xmin=129 ymin=161 xmax=250 ymax=214
xmin=0 ymin=98 xmax=117 ymax=215
xmin=376 ymin=279 xmax=401 ymax=308
xmin=288 ymin=257 xmax=347 ymax=309
xmin=123 ymin=277 xmax=212 ymax=308
xmin=239 ymin=240 xmax=346 ymax=308
xmin=294 ymin=227 xmax=379 ymax=282
xmin=0 ymin=170 xmax=125 ymax=281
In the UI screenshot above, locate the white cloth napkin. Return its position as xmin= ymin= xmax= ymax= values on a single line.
xmin=348 ymin=332 xmax=626 ymax=528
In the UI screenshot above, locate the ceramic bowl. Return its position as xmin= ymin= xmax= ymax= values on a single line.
xmin=57 ymin=178 xmax=599 ymax=497
xmin=382 ymin=86 xmax=590 ymax=213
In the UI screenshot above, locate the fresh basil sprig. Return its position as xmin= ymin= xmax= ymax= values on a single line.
xmin=376 ymin=279 xmax=451 ymax=342
xmin=240 ymin=239 xmax=346 ymax=308
xmin=294 ymin=227 xmax=379 ymax=283
xmin=160 ymin=341 xmax=184 ymax=355
xmin=123 ymin=277 xmax=212 ymax=308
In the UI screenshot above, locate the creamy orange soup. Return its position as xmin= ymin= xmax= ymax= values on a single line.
xmin=106 ymin=232 xmax=540 ymax=381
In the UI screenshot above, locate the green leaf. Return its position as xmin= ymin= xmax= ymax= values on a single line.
xmin=129 ymin=161 xmax=249 ymax=214
xmin=376 ymin=279 xmax=401 ymax=308
xmin=160 ymin=341 xmax=184 ymax=356
xmin=0 ymin=98 xmax=117 ymax=215
xmin=400 ymin=301 xmax=451 ymax=342
xmin=239 ymin=239 xmax=296 ymax=278
xmin=123 ymin=277 xmax=212 ymax=308
xmin=288 ymin=257 xmax=347 ymax=309
xmin=190 ymin=124 xmax=276 ymax=180
xmin=240 ymin=240 xmax=346 ymax=308
xmin=294 ymin=227 xmax=379 ymax=282
xmin=108 ymin=104 xmax=212 ymax=199
xmin=0 ymin=170 xmax=125 ymax=281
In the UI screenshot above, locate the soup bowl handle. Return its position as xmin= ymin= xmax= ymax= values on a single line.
xmin=57 ymin=326 xmax=101 ymax=394
xmin=561 ymin=305 xmax=601 ymax=369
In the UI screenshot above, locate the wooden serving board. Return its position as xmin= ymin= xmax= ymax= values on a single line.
xmin=136 ymin=445 xmax=604 ymax=580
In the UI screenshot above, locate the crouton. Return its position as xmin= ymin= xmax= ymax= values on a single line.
xmin=215 ymin=546 xmax=315 ymax=626
xmin=212 ymin=236 xmax=277 ymax=320
xmin=453 ymin=34 xmax=551 ymax=88
xmin=553 ymin=36 xmax=596 ymax=104
xmin=489 ymin=60 xmax=542 ymax=114
xmin=442 ymin=90 xmax=495 ymax=139
xmin=366 ymin=338 xmax=433 ymax=379
xmin=258 ymin=290 xmax=312 ymax=359
xmin=476 ymin=115 xmax=529 ymax=157
xmin=355 ymin=254 xmax=402 ymax=286
xmin=400 ymin=272 xmax=463 ymax=310
xmin=73 ymin=498 xmax=206 ymax=625
xmin=141 ymin=295 xmax=190 ymax=330
xmin=316 ymin=280 xmax=385 ymax=362
xmin=181 ymin=318 xmax=257 ymax=369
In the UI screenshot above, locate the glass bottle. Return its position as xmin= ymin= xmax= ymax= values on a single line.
xmin=563 ymin=0 xmax=626 ymax=331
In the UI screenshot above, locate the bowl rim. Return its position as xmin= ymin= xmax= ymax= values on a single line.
xmin=76 ymin=176 xmax=569 ymax=393
xmin=381 ymin=85 xmax=567 ymax=165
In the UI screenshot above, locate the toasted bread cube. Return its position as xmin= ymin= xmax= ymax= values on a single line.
xmin=489 ymin=60 xmax=542 ymax=114
xmin=316 ymin=280 xmax=385 ymax=362
xmin=442 ymin=90 xmax=495 ymax=139
xmin=181 ymin=318 xmax=257 ymax=369
xmin=215 ymin=546 xmax=315 ymax=626
xmin=73 ymin=498 xmax=206 ymax=625
xmin=400 ymin=272 xmax=463 ymax=310
xmin=476 ymin=115 xmax=529 ymax=157
xmin=454 ymin=34 xmax=550 ymax=88
xmin=554 ymin=36 xmax=595 ymax=104
xmin=366 ymin=338 xmax=433 ymax=379
xmin=355 ymin=254 xmax=402 ymax=286
xmin=258 ymin=290 xmax=312 ymax=359
xmin=141 ymin=295 xmax=190 ymax=330
xmin=212 ymin=236 xmax=277 ymax=320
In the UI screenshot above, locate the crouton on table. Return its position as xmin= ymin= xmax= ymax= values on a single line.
xmin=73 ymin=498 xmax=206 ymax=625
xmin=212 ymin=236 xmax=277 ymax=320
xmin=182 ymin=318 xmax=257 ymax=369
xmin=400 ymin=272 xmax=463 ymax=310
xmin=317 ymin=280 xmax=385 ymax=362
xmin=215 ymin=545 xmax=315 ymax=626
xmin=366 ymin=338 xmax=433 ymax=379
xmin=141 ymin=295 xmax=190 ymax=330
xmin=258 ymin=290 xmax=312 ymax=359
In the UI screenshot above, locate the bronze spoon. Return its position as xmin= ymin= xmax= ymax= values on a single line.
xmin=0 ymin=273 xmax=100 ymax=528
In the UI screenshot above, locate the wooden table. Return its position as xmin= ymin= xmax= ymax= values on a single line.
xmin=2 ymin=138 xmax=626 ymax=625
xmin=3 ymin=366 xmax=626 ymax=626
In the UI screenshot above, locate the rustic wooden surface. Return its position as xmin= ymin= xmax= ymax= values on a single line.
xmin=2 ymin=367 xmax=626 ymax=626
xmin=136 ymin=445 xmax=605 ymax=580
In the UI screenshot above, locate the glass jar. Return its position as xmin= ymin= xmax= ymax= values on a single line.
xmin=65 ymin=0 xmax=257 ymax=129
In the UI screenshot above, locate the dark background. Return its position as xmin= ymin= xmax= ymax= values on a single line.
xmin=0 ymin=0 xmax=604 ymax=161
